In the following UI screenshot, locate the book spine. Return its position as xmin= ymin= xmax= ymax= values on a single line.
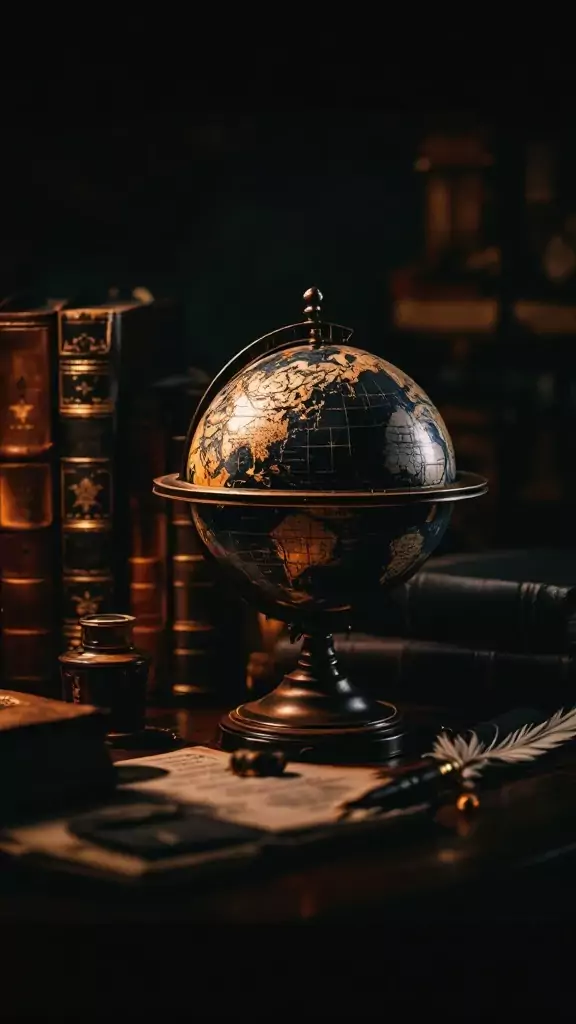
xmin=59 ymin=302 xmax=181 ymax=695
xmin=127 ymin=389 xmax=168 ymax=699
xmin=359 ymin=572 xmax=576 ymax=654
xmin=168 ymin=435 xmax=219 ymax=696
xmin=271 ymin=633 xmax=576 ymax=711
xmin=58 ymin=313 xmax=117 ymax=646
xmin=0 ymin=315 xmax=59 ymax=695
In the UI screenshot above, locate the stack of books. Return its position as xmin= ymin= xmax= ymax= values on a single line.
xmin=0 ymin=292 xmax=183 ymax=697
xmin=269 ymin=549 xmax=576 ymax=714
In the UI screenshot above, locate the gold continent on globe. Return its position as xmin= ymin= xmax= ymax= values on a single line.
xmin=186 ymin=344 xmax=455 ymax=493
xmin=184 ymin=342 xmax=457 ymax=624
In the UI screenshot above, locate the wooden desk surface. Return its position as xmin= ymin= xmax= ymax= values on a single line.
xmin=2 ymin=700 xmax=576 ymax=927
xmin=3 ymin=699 xmax=576 ymax=1014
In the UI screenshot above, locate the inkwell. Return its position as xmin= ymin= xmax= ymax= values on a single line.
xmin=59 ymin=613 xmax=179 ymax=749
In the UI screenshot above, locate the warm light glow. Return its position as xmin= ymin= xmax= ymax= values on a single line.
xmin=456 ymin=791 xmax=480 ymax=812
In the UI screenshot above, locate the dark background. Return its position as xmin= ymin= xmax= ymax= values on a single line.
xmin=3 ymin=71 xmax=574 ymax=370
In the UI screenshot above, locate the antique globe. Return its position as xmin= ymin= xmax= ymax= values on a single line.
xmin=154 ymin=288 xmax=487 ymax=763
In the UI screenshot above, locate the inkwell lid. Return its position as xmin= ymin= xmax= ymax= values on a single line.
xmin=79 ymin=614 xmax=136 ymax=652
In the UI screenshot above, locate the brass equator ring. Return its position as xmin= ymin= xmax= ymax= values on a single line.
xmin=153 ymin=470 xmax=487 ymax=508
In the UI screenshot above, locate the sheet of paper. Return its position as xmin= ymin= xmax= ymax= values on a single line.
xmin=118 ymin=746 xmax=380 ymax=832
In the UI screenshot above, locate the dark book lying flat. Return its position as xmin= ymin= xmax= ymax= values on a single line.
xmin=0 ymin=690 xmax=115 ymax=819
xmin=271 ymin=634 xmax=576 ymax=711
xmin=357 ymin=549 xmax=576 ymax=655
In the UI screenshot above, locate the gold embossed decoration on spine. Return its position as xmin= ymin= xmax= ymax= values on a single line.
xmin=59 ymin=360 xmax=115 ymax=417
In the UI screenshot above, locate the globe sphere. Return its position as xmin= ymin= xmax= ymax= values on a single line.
xmin=184 ymin=342 xmax=456 ymax=626
xmin=192 ymin=500 xmax=453 ymax=626
xmin=186 ymin=343 xmax=456 ymax=492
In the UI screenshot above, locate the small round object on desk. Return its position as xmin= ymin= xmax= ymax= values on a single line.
xmin=230 ymin=748 xmax=287 ymax=777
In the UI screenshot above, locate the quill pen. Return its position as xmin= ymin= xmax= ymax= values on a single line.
xmin=340 ymin=705 xmax=576 ymax=819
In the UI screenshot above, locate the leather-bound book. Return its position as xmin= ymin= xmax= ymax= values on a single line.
xmin=168 ymin=434 xmax=247 ymax=699
xmin=58 ymin=298 xmax=183 ymax=677
xmin=155 ymin=369 xmax=213 ymax=697
xmin=357 ymin=549 xmax=576 ymax=655
xmin=0 ymin=298 xmax=67 ymax=696
xmin=126 ymin=385 xmax=169 ymax=698
xmin=155 ymin=369 xmax=248 ymax=699
xmin=0 ymin=689 xmax=114 ymax=817
xmin=269 ymin=633 xmax=576 ymax=715
xmin=169 ymin=453 xmax=218 ymax=697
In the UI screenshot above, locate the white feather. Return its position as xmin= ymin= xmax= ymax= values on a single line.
xmin=424 ymin=706 xmax=576 ymax=781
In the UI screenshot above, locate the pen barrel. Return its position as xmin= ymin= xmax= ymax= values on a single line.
xmin=343 ymin=707 xmax=546 ymax=817
xmin=345 ymin=759 xmax=459 ymax=812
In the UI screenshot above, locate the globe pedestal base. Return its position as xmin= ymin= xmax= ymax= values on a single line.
xmin=218 ymin=632 xmax=404 ymax=765
xmin=219 ymin=711 xmax=403 ymax=764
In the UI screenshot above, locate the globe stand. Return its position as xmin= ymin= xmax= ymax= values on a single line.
xmin=152 ymin=285 xmax=488 ymax=766
xmin=219 ymin=632 xmax=404 ymax=764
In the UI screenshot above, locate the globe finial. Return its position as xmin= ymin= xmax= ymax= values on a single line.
xmin=303 ymin=286 xmax=323 ymax=321
xmin=303 ymin=286 xmax=323 ymax=346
